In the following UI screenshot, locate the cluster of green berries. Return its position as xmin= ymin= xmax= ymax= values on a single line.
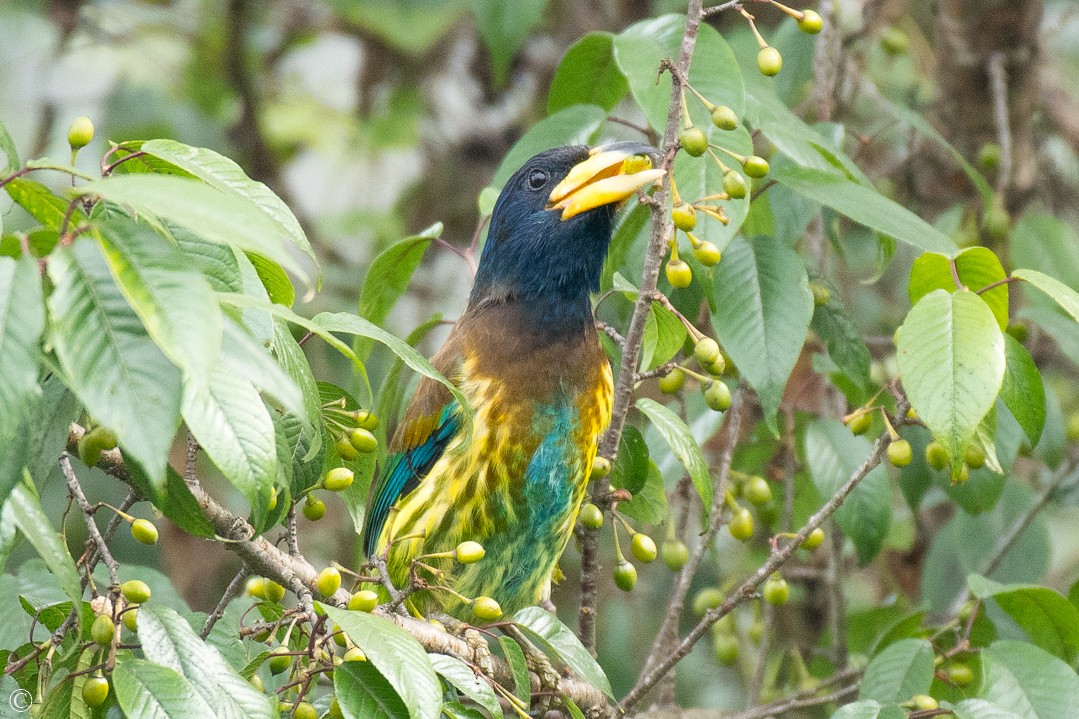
xmin=82 ymin=580 xmax=154 ymax=707
xmin=657 ymin=338 xmax=732 ymax=418
xmin=329 ymin=407 xmax=379 ymax=461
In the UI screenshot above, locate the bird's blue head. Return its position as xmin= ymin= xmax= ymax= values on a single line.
xmin=469 ymin=143 xmax=662 ymax=329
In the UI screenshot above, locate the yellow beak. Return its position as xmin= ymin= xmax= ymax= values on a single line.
xmin=548 ymin=145 xmax=665 ymax=220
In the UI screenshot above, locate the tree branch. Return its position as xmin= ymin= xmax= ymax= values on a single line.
xmin=61 ymin=453 xmax=120 ymax=588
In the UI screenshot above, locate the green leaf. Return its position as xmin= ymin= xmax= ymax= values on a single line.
xmin=0 ymin=119 xmax=18 ymax=173
xmin=831 ymin=701 xmax=907 ymax=719
xmin=136 ymin=138 xmax=317 ymax=271
xmin=710 ymin=235 xmax=812 ymax=433
xmin=77 ymin=175 xmax=305 ymax=283
xmin=220 ymin=317 xmax=306 ymax=424
xmin=137 ymin=604 xmax=274 ymax=719
xmin=181 ymin=363 xmax=277 ymax=524
xmin=811 ymin=292 xmax=872 ymax=394
xmin=498 ymin=635 xmax=530 ymax=704
xmin=967 ymin=575 xmax=1079 ymax=664
xmin=804 ymin=419 xmax=891 ymax=564
xmin=1013 ymin=269 xmax=1079 ymax=325
xmin=8 ymin=479 xmax=83 ymax=610
xmin=323 ymin=605 xmax=442 ymax=719
xmin=512 ymin=607 xmax=613 ymax=698
xmin=982 ymin=641 xmax=1079 ymax=719
xmin=245 ymin=253 xmax=294 ymax=307
xmin=124 ymin=464 xmax=214 ymax=538
xmin=114 ymin=658 xmax=217 ymax=719
xmin=617 ymin=460 xmax=670 ymax=525
xmin=48 ymin=239 xmax=182 ymax=483
xmin=640 ymin=303 xmax=687 ymax=371
xmin=951 ymin=699 xmax=1025 ymax=719
xmin=635 ymin=397 xmax=713 ymax=513
xmin=548 ymin=32 xmax=628 ymax=113
xmin=429 ymin=654 xmax=501 ymax=719
xmin=615 ymin=15 xmax=744 ymax=130
xmin=897 ymin=289 xmax=1005 ymax=478
xmin=356 ymin=224 xmax=439 ymax=360
xmin=773 ymin=165 xmax=955 ymax=255
xmin=470 ymin=0 xmax=547 ymax=85
xmin=171 ymin=224 xmax=243 ymax=293
xmin=4 ymin=177 xmax=82 ymax=229
xmin=610 ymin=424 xmax=650 ymax=495
xmin=335 ymin=659 xmax=410 ymax=719
xmin=97 ymin=220 xmax=222 ymax=385
xmin=1000 ymin=334 xmax=1045 ymax=446
xmin=909 ymin=248 xmax=1009 ymax=330
xmin=858 ymin=638 xmax=934 ymax=704
xmin=1010 ymin=213 xmax=1079 ymax=295
xmin=492 ymin=105 xmax=608 ymax=187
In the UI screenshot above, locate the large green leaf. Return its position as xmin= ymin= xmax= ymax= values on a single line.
xmin=323 ymin=605 xmax=442 ymax=719
xmin=548 ymin=32 xmax=628 ymax=113
xmin=113 ymin=659 xmax=217 ymax=719
xmin=909 ymin=247 xmax=1009 ymax=330
xmin=470 ymin=0 xmax=547 ymax=85
xmin=951 ymin=699 xmax=1025 ymax=719
xmin=811 ymin=292 xmax=872 ymax=394
xmin=335 ymin=659 xmax=410 ymax=719
xmin=858 ymin=638 xmax=934 ymax=704
xmin=635 ymin=397 xmax=713 ymax=513
xmin=77 ymin=175 xmax=304 ymax=282
xmin=1000 ymin=334 xmax=1045 ymax=446
xmin=774 ymin=165 xmax=955 ymax=255
xmin=614 ymin=15 xmax=745 ymax=130
xmin=220 ymin=317 xmax=306 ymax=423
xmin=492 ymin=105 xmax=607 ymax=187
xmin=135 ymin=138 xmax=317 ymax=270
xmin=4 ymin=177 xmax=82 ymax=229
xmin=1013 ymin=269 xmax=1079 ymax=325
xmin=804 ymin=419 xmax=891 ymax=564
xmin=47 ymin=239 xmax=182 ymax=483
xmin=982 ymin=641 xmax=1079 ymax=719
xmin=429 ymin=654 xmax=501 ymax=718
xmin=710 ymin=235 xmax=812 ymax=433
xmin=897 ymin=289 xmax=1005 ymax=479
xmin=137 ymin=604 xmax=274 ymax=719
xmin=1010 ymin=213 xmax=1079 ymax=294
xmin=512 ymin=607 xmax=613 ymax=698
xmin=181 ymin=363 xmax=276 ymax=524
xmin=97 ymin=220 xmax=222 ymax=385
xmin=8 ymin=480 xmax=82 ymax=610
xmin=831 ymin=702 xmax=907 ymax=719
xmin=967 ymin=575 xmax=1079 ymax=664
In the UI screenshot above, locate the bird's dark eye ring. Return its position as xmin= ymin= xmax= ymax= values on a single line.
xmin=527 ymin=168 xmax=548 ymax=190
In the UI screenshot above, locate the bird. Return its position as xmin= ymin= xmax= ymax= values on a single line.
xmin=361 ymin=142 xmax=663 ymax=619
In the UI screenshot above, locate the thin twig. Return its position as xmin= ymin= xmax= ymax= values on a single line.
xmin=702 ymin=0 xmax=746 ymax=18
xmin=200 ymin=566 xmax=251 ymax=639
xmin=61 ymin=454 xmax=120 ymax=588
xmin=986 ymin=51 xmax=1013 ymax=194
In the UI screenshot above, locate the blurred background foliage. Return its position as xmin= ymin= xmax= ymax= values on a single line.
xmin=5 ymin=0 xmax=1079 ymax=711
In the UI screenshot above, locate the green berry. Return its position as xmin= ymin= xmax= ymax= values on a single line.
xmin=666 ymin=259 xmax=693 ymax=288
xmin=964 ymin=444 xmax=985 ymax=470
xmin=246 ymin=577 xmax=267 ymax=599
xmin=703 ymin=351 xmax=726 ymax=376
xmin=264 ymin=580 xmax=286 ymax=603
xmin=121 ymin=579 xmax=151 ymax=604
xmin=349 ymin=427 xmax=378 ymax=454
xmin=472 ymin=596 xmax=503 ymax=621
xmin=324 ymin=467 xmax=355 ymax=492
xmin=728 ymin=507 xmax=754 ymax=541
xmin=343 ymin=647 xmax=367 ymax=662
xmin=925 ymin=440 xmax=949 ymax=471
xmin=743 ymin=156 xmax=770 ymax=178
xmin=335 ymin=434 xmax=361 ymax=460
xmin=67 ymin=116 xmax=95 ymax=149
xmin=803 ymin=527 xmax=825 ymax=550
xmin=580 ymin=503 xmax=603 ymax=530
xmin=349 ymin=589 xmax=379 ymax=612
xmin=955 ymin=463 xmax=970 ymax=484
xmin=267 ymin=487 xmax=278 ymax=511
xmin=82 ymin=676 xmax=110 ymax=707
xmin=130 ymin=518 xmax=159 ymax=545
xmin=661 ymin=540 xmax=690 ymax=570
xmin=757 ymin=46 xmax=783 ymax=76
xmin=713 ymin=633 xmax=739 ymax=665
xmin=887 ymin=439 xmax=913 ymax=468
xmin=455 ymin=540 xmax=486 ymax=564
xmin=91 ymin=614 xmax=115 ymax=645
xmin=847 ymin=412 xmax=872 ymax=436
xmin=722 ymin=170 xmax=747 ymax=199
xmin=948 ymin=663 xmax=974 ymax=686
xmin=762 ymin=574 xmax=789 ymax=606
xmin=658 ymin=368 xmax=686 ymax=394
xmin=711 ymin=105 xmax=739 ymax=131
xmin=354 ymin=409 xmax=379 ymax=431
xmin=329 ymin=697 xmax=345 ymax=719
xmin=630 ymin=533 xmax=658 ymax=563
xmin=268 ymin=647 xmax=292 ymax=675
xmin=748 ymin=620 xmax=764 ymax=643
xmin=1067 ymin=413 xmax=1079 ymax=442
xmin=743 ymin=476 xmax=772 ymax=506
xmin=693 ymin=587 xmax=724 ymax=616
xmin=672 ymin=202 xmax=697 ymax=232
xmin=694 ymin=337 xmax=721 ymax=365
xmin=94 ymin=427 xmax=118 ymax=450
xmin=797 ymin=9 xmax=823 ymax=33
xmin=679 ymin=126 xmax=709 ymax=157
xmin=809 ymin=281 xmax=831 ymax=306
xmin=294 ymin=701 xmax=318 ymax=719
xmin=983 ymin=204 xmax=1011 ymax=241
xmin=78 ymin=433 xmax=103 ymax=468
xmin=693 ymin=241 xmax=721 ymax=267
xmin=881 ymin=27 xmax=909 ymax=55
xmin=317 ymin=567 xmax=342 ymax=597
xmin=705 ymin=380 xmax=732 ymax=412
xmin=590 ymin=455 xmax=611 ymax=480
xmin=303 ymin=494 xmax=326 ymax=521
xmin=123 ymin=607 xmax=138 ymax=632
xmin=978 ymin=143 xmax=1001 ymax=171
xmin=912 ymin=695 xmax=938 ymax=710
xmin=613 ymin=561 xmax=637 ymax=591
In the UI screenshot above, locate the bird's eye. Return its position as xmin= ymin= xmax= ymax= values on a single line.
xmin=527 ymin=168 xmax=548 ymax=190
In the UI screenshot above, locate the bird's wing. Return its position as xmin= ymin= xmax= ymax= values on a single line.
xmin=362 ymin=343 xmax=463 ymax=558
